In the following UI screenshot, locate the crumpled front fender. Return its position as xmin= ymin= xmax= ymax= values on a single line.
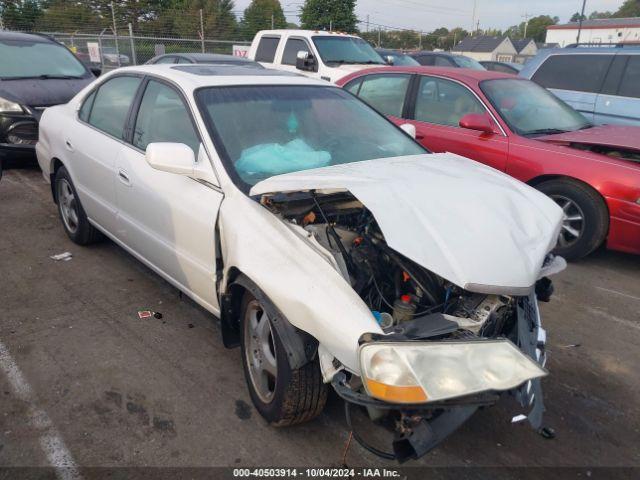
xmin=217 ymin=190 xmax=382 ymax=373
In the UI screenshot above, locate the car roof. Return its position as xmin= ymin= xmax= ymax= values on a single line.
xmin=0 ymin=31 xmax=56 ymax=43
xmin=158 ymin=53 xmax=256 ymax=63
xmin=256 ymin=29 xmax=359 ymax=38
xmin=339 ymin=66 xmax=514 ymax=85
xmin=104 ymin=64 xmax=331 ymax=90
xmin=410 ymin=51 xmax=454 ymax=57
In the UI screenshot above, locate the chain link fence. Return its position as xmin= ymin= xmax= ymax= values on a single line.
xmin=44 ymin=31 xmax=249 ymax=72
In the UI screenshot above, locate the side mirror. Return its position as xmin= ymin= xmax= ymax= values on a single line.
xmin=384 ymin=55 xmax=395 ymax=65
xmin=90 ymin=66 xmax=102 ymax=77
xmin=146 ymin=143 xmax=196 ymax=175
xmin=459 ymin=113 xmax=495 ymax=134
xmin=400 ymin=123 xmax=417 ymax=139
xmin=296 ymin=50 xmax=317 ymax=71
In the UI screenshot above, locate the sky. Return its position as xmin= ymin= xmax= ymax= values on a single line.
xmin=233 ymin=0 xmax=626 ymax=32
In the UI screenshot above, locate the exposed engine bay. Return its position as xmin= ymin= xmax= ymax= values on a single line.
xmin=568 ymin=142 xmax=640 ymax=163
xmin=263 ymin=190 xmax=527 ymax=340
xmin=261 ymin=189 xmax=553 ymax=462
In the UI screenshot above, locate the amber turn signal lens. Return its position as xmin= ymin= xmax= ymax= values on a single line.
xmin=365 ymin=379 xmax=428 ymax=404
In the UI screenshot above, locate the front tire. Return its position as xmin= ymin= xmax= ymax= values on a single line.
xmin=536 ymin=178 xmax=608 ymax=261
xmin=240 ymin=290 xmax=327 ymax=426
xmin=54 ymin=166 xmax=102 ymax=245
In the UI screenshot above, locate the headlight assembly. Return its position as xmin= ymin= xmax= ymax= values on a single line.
xmin=0 ymin=96 xmax=23 ymax=113
xmin=359 ymin=340 xmax=547 ymax=404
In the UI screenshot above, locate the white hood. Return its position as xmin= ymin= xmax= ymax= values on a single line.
xmin=251 ymin=153 xmax=563 ymax=294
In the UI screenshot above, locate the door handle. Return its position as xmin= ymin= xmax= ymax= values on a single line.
xmin=65 ymin=139 xmax=74 ymax=151
xmin=416 ymin=133 xmax=425 ymax=140
xmin=118 ymin=169 xmax=131 ymax=186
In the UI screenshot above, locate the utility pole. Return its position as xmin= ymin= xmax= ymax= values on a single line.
xmin=419 ymin=30 xmax=422 ymax=50
xmin=378 ymin=28 xmax=381 ymax=47
xmin=366 ymin=14 xmax=370 ymax=33
xmin=271 ymin=13 xmax=275 ymax=30
xmin=476 ymin=20 xmax=480 ymax=35
xmin=471 ymin=0 xmax=477 ymax=33
xmin=522 ymin=12 xmax=532 ymax=38
xmin=577 ymin=0 xmax=587 ymax=43
xmin=110 ymin=1 xmax=121 ymax=68
xmin=199 ymin=9 xmax=205 ymax=53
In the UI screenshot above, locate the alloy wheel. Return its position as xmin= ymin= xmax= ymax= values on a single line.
xmin=550 ymin=194 xmax=585 ymax=248
xmin=244 ymin=299 xmax=277 ymax=403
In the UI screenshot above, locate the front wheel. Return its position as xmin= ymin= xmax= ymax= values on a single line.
xmin=536 ymin=178 xmax=609 ymax=261
xmin=240 ymin=290 xmax=327 ymax=426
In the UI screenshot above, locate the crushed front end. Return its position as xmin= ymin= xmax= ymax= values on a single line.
xmin=332 ymin=290 xmax=550 ymax=462
xmin=260 ymin=189 xmax=561 ymax=462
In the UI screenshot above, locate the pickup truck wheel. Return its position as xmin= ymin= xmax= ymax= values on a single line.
xmin=240 ymin=291 xmax=327 ymax=426
xmin=536 ymin=179 xmax=608 ymax=261
xmin=55 ymin=166 xmax=102 ymax=245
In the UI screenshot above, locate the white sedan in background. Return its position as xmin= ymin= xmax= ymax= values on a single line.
xmin=36 ymin=64 xmax=563 ymax=462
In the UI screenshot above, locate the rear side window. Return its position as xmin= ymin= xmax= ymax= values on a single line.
xmin=88 ymin=76 xmax=141 ymax=139
xmin=435 ymin=56 xmax=453 ymax=67
xmin=532 ymin=54 xmax=613 ymax=93
xmin=282 ymin=38 xmax=309 ymax=65
xmin=255 ymin=36 xmax=280 ymax=63
xmin=356 ymin=74 xmax=411 ymax=118
xmin=619 ymin=56 xmax=640 ymax=98
xmin=155 ymin=56 xmax=176 ymax=64
xmin=415 ymin=55 xmax=434 ymax=66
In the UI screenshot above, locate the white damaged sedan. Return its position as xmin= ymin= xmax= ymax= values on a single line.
xmin=36 ymin=64 xmax=565 ymax=461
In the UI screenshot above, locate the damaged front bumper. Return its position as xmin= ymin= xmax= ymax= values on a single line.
xmin=330 ymin=292 xmax=549 ymax=463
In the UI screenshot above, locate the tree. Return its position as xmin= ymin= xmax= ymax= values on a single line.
xmin=0 ymin=0 xmax=45 ymax=31
xmin=519 ymin=15 xmax=558 ymax=42
xmin=570 ymin=12 xmax=586 ymax=22
xmin=614 ymin=0 xmax=640 ymax=17
xmin=300 ymin=0 xmax=358 ymax=33
xmin=589 ymin=11 xmax=613 ymax=19
xmin=241 ymin=0 xmax=287 ymax=39
xmin=168 ymin=0 xmax=238 ymax=39
xmin=35 ymin=0 xmax=104 ymax=32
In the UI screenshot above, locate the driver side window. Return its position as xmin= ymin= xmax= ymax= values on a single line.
xmin=282 ymin=38 xmax=310 ymax=66
xmin=414 ymin=76 xmax=485 ymax=127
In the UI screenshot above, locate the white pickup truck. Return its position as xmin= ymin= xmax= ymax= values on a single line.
xmin=248 ymin=29 xmax=388 ymax=83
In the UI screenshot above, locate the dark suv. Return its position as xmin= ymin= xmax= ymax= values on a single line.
xmin=0 ymin=32 xmax=95 ymax=166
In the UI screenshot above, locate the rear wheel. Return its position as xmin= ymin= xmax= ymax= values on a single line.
xmin=55 ymin=166 xmax=102 ymax=245
xmin=240 ymin=290 xmax=327 ymax=426
xmin=536 ymin=178 xmax=608 ymax=260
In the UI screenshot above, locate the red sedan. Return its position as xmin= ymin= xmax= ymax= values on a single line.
xmin=337 ymin=67 xmax=640 ymax=260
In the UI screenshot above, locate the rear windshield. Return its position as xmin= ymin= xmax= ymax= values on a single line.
xmin=196 ymin=85 xmax=425 ymax=189
xmin=0 ymin=39 xmax=88 ymax=80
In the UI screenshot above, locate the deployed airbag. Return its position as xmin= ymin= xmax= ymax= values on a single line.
xmin=236 ymin=139 xmax=331 ymax=183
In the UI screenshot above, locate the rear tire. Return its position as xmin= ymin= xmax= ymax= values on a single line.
xmin=536 ymin=178 xmax=608 ymax=261
xmin=240 ymin=290 xmax=327 ymax=426
xmin=54 ymin=166 xmax=102 ymax=245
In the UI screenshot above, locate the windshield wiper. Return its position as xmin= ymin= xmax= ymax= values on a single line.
xmin=325 ymin=60 xmax=384 ymax=65
xmin=1 ymin=74 xmax=85 ymax=80
xmin=525 ymin=128 xmax=569 ymax=136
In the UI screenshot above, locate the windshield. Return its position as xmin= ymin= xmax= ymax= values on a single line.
xmin=452 ymin=55 xmax=486 ymax=70
xmin=197 ymin=86 xmax=426 ymax=189
xmin=0 ymin=39 xmax=88 ymax=79
xmin=313 ymin=36 xmax=385 ymax=65
xmin=481 ymin=78 xmax=592 ymax=136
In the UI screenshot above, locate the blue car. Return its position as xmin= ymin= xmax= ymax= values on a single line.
xmin=520 ymin=47 xmax=640 ymax=126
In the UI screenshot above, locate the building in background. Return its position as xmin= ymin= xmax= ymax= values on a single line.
xmin=452 ymin=36 xmax=517 ymax=63
xmin=512 ymin=38 xmax=537 ymax=62
xmin=546 ymin=17 xmax=640 ymax=47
